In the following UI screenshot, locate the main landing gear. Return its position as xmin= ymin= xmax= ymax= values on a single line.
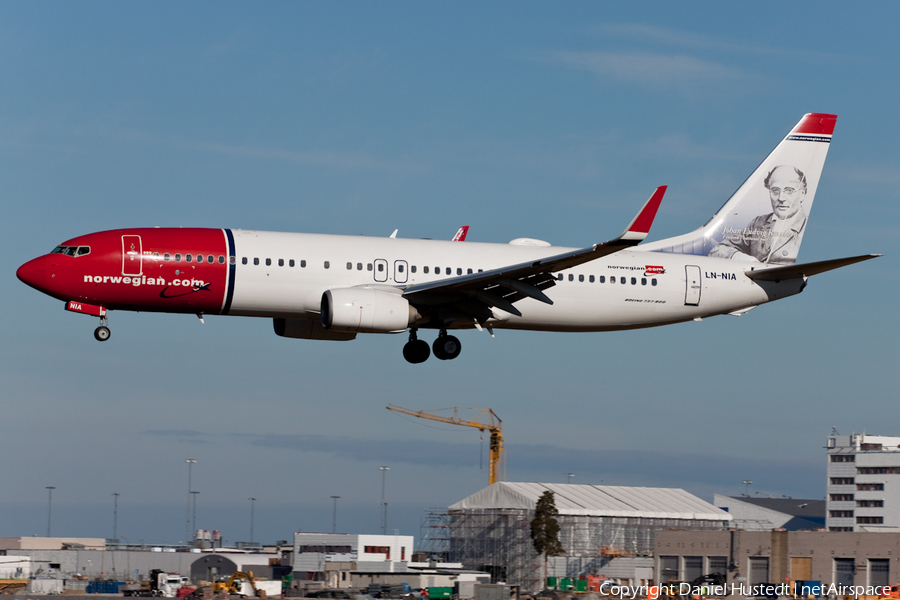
xmin=94 ymin=316 xmax=111 ymax=342
xmin=403 ymin=329 xmax=461 ymax=364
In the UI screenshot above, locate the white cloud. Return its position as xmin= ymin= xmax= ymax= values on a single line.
xmin=537 ymin=50 xmax=741 ymax=86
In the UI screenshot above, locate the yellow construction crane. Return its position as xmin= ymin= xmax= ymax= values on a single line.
xmin=386 ymin=405 xmax=504 ymax=485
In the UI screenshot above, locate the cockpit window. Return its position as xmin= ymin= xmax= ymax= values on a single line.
xmin=51 ymin=246 xmax=89 ymax=256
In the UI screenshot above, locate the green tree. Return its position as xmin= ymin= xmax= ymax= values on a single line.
xmin=530 ymin=491 xmax=563 ymax=587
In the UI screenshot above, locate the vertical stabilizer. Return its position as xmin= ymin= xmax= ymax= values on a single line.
xmin=642 ymin=113 xmax=836 ymax=265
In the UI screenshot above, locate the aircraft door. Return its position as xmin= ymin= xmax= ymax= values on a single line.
xmin=122 ymin=235 xmax=143 ymax=276
xmin=373 ymin=259 xmax=388 ymax=282
xmin=394 ymin=260 xmax=408 ymax=284
xmin=684 ymin=265 xmax=701 ymax=306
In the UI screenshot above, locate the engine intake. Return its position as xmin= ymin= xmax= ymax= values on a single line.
xmin=321 ymin=288 xmax=417 ymax=333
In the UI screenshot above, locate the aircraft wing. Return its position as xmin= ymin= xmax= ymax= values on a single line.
xmin=403 ymin=186 xmax=666 ymax=319
xmin=745 ymin=254 xmax=881 ymax=281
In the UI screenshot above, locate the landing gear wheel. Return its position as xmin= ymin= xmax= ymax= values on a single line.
xmin=403 ymin=339 xmax=430 ymax=364
xmin=94 ymin=326 xmax=111 ymax=342
xmin=433 ymin=334 xmax=461 ymax=360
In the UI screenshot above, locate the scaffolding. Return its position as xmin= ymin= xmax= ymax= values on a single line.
xmin=418 ymin=509 xmax=451 ymax=559
xmin=447 ymin=508 xmax=727 ymax=590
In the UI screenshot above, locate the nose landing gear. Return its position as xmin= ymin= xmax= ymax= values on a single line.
xmin=94 ymin=316 xmax=111 ymax=342
xmin=402 ymin=329 xmax=430 ymax=364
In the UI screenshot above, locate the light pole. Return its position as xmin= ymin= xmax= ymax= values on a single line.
xmin=379 ymin=466 xmax=390 ymax=535
xmin=248 ymin=498 xmax=256 ymax=544
xmin=566 ymin=473 xmax=575 ymax=484
xmin=46 ymin=487 xmax=56 ymax=537
xmin=331 ymin=496 xmax=340 ymax=534
xmin=742 ymin=480 xmax=753 ymax=496
xmin=113 ymin=492 xmax=120 ymax=540
xmin=190 ymin=491 xmax=200 ymax=544
xmin=185 ymin=459 xmax=196 ymax=544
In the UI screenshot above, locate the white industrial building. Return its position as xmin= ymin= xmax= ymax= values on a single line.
xmin=827 ymin=432 xmax=900 ymax=531
xmin=445 ymin=482 xmax=731 ymax=591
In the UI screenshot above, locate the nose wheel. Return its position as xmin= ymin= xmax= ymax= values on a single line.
xmin=432 ymin=331 xmax=461 ymax=360
xmin=402 ymin=330 xmax=430 ymax=364
xmin=94 ymin=317 xmax=111 ymax=342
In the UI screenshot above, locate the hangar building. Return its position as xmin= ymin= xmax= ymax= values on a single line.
xmin=446 ymin=482 xmax=730 ymax=591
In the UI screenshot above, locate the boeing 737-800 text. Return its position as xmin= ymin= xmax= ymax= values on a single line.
xmin=17 ymin=113 xmax=879 ymax=363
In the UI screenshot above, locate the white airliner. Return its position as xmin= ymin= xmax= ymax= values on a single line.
xmin=16 ymin=113 xmax=879 ymax=363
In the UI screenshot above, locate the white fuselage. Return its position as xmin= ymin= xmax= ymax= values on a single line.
xmin=227 ymin=230 xmax=801 ymax=331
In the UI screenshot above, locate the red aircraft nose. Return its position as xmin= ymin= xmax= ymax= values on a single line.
xmin=17 ymin=256 xmax=47 ymax=292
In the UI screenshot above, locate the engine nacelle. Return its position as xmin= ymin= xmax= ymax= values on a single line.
xmin=273 ymin=318 xmax=357 ymax=341
xmin=321 ymin=288 xmax=417 ymax=333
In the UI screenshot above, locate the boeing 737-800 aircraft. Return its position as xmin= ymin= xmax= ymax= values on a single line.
xmin=17 ymin=113 xmax=878 ymax=363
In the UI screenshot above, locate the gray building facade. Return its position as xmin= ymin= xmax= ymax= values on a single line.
xmin=827 ymin=433 xmax=900 ymax=531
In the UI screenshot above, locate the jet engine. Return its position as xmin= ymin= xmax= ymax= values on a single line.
xmin=273 ymin=318 xmax=357 ymax=341
xmin=321 ymin=288 xmax=418 ymax=333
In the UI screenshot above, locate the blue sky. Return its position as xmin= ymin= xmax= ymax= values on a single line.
xmin=2 ymin=2 xmax=899 ymax=546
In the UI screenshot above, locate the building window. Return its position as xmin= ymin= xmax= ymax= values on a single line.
xmin=857 ymin=500 xmax=884 ymax=507
xmin=861 ymin=443 xmax=883 ymax=451
xmin=831 ymin=477 xmax=855 ymax=485
xmin=830 ymin=510 xmax=854 ymax=518
xmin=831 ymin=455 xmax=855 ymax=462
xmin=829 ymin=527 xmax=854 ymax=532
xmin=831 ymin=494 xmax=854 ymax=501
xmin=857 ymin=483 xmax=885 ymax=491
xmin=857 ymin=516 xmax=884 ymax=524
xmin=858 ymin=467 xmax=900 ymax=474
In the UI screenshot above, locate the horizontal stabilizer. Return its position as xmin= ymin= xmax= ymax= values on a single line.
xmin=745 ymin=254 xmax=881 ymax=281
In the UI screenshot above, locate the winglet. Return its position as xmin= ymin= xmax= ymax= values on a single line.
xmin=452 ymin=226 xmax=469 ymax=241
xmin=618 ymin=186 xmax=666 ymax=242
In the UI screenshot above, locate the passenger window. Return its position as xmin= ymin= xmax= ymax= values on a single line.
xmin=208 ymin=255 xmax=214 ymax=263
xmin=589 ymin=275 xmax=595 ymax=283
xmin=219 ymin=255 xmax=225 ymax=264
xmin=641 ymin=278 xmax=647 ymax=285
xmin=301 ymin=260 xmax=307 ymax=268
xmin=652 ymin=279 xmax=657 ymax=286
xmin=346 ymin=262 xmax=352 ymax=270
xmin=253 ymin=258 xmax=259 ymax=265
xmin=600 ymin=276 xmax=605 ymax=283
xmin=456 ymin=268 xmax=462 ymax=275
xmin=435 ymin=267 xmax=440 ymax=274
xmin=279 ymin=259 xmax=284 ymax=267
xmin=578 ymin=274 xmax=584 ymax=282
xmin=186 ymin=254 xmax=193 ymax=263
xmin=620 ymin=277 xmax=626 ymax=284
xmin=557 ymin=274 xmax=563 ymax=281
xmin=241 ymin=257 xmax=247 ymax=265
xmin=198 ymin=255 xmax=205 ymax=263
xmin=164 ymin=253 xmax=171 ymax=261
xmin=266 ymin=258 xmax=272 ymax=266
xmin=175 ymin=254 xmax=182 ymax=262
xmin=478 ymin=269 xmax=483 ymax=273
xmin=398 ymin=265 xmax=405 ymax=273
xmin=467 ymin=268 xmax=473 ymax=274
xmin=377 ymin=263 xmax=384 ymax=272
xmin=610 ymin=276 xmax=615 ymax=284
xmin=357 ymin=263 xmax=363 ymax=270
xmin=229 ymin=256 xmax=235 ymax=265
xmin=446 ymin=267 xmax=451 ymax=275
xmin=289 ymin=259 xmax=295 ymax=267
xmin=424 ymin=266 xmax=429 ymax=274
xmin=367 ymin=263 xmax=372 ymax=271
xmin=631 ymin=277 xmax=636 ymax=285
xmin=324 ymin=261 xmax=330 ymax=269
xmin=411 ymin=266 xmax=417 ymax=273
xmin=568 ymin=274 xmax=574 ymax=281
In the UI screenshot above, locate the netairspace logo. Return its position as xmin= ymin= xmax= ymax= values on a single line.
xmin=600 ymin=583 xmax=891 ymax=599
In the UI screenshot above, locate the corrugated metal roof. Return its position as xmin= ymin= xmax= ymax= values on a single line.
xmin=448 ymin=482 xmax=730 ymax=522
